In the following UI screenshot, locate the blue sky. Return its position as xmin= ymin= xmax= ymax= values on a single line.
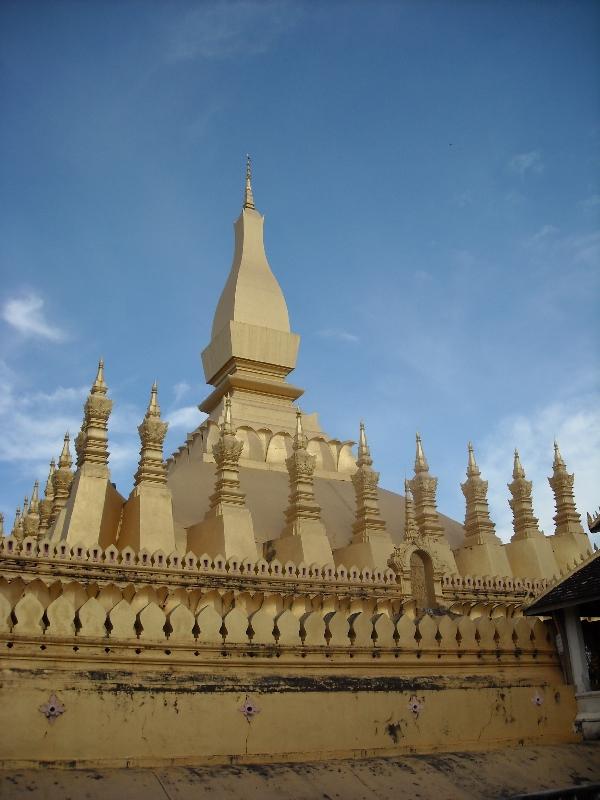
xmin=1 ymin=0 xmax=599 ymax=543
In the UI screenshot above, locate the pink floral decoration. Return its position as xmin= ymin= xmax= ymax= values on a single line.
xmin=39 ymin=694 xmax=65 ymax=724
xmin=239 ymin=696 xmax=261 ymax=720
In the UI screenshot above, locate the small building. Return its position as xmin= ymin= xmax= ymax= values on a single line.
xmin=525 ymin=551 xmax=600 ymax=739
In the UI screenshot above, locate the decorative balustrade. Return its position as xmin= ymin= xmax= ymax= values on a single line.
xmin=0 ymin=537 xmax=398 ymax=587
xmin=0 ymin=582 xmax=555 ymax=657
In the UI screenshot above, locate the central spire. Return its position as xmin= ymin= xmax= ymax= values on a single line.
xmin=243 ymin=154 xmax=255 ymax=209
xmin=200 ymin=157 xmax=302 ymax=420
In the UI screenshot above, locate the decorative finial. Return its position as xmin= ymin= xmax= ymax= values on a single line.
xmin=221 ymin=393 xmax=234 ymax=435
xmin=91 ymin=358 xmax=107 ymax=395
xmin=467 ymin=441 xmax=480 ymax=477
xmin=58 ymin=433 xmax=72 ymax=469
xmin=30 ymin=480 xmax=39 ymax=508
xmin=0 ymin=512 xmax=4 ymax=537
xmin=243 ymin=153 xmax=255 ymax=210
xmin=553 ymin=440 xmax=565 ymax=468
xmin=147 ymin=381 xmax=160 ymax=417
xmin=513 ymin=448 xmax=525 ymax=479
xmin=415 ymin=432 xmax=429 ymax=473
xmin=22 ymin=496 xmax=29 ymax=516
xmin=356 ymin=420 xmax=373 ymax=467
xmin=293 ymin=408 xmax=308 ymax=450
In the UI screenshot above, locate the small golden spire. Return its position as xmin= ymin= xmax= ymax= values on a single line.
xmin=357 ymin=420 xmax=373 ymax=467
xmin=415 ymin=432 xmax=429 ymax=473
xmin=11 ymin=506 xmax=22 ymax=536
xmin=91 ymin=358 xmax=107 ymax=395
xmin=513 ymin=448 xmax=525 ymax=479
xmin=0 ymin=512 xmax=4 ymax=537
xmin=243 ymin=154 xmax=255 ymax=210
xmin=293 ymin=408 xmax=308 ymax=450
xmin=29 ymin=480 xmax=40 ymax=511
xmin=45 ymin=460 xmax=56 ymax=496
xmin=467 ymin=441 xmax=480 ymax=477
xmin=22 ymin=496 xmax=29 ymax=516
xmin=58 ymin=433 xmax=72 ymax=469
xmin=147 ymin=381 xmax=160 ymax=417
xmin=553 ymin=440 xmax=565 ymax=468
xmin=220 ymin=393 xmax=235 ymax=435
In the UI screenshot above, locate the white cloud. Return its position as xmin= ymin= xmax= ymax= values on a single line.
xmin=317 ymin=328 xmax=360 ymax=344
xmin=525 ymin=224 xmax=559 ymax=246
xmin=2 ymin=294 xmax=66 ymax=342
xmin=580 ymin=194 xmax=600 ymax=212
xmin=167 ymin=405 xmax=204 ymax=430
xmin=477 ymin=394 xmax=600 ymax=543
xmin=168 ymin=1 xmax=299 ymax=61
xmin=173 ymin=381 xmax=191 ymax=404
xmin=509 ymin=150 xmax=544 ymax=176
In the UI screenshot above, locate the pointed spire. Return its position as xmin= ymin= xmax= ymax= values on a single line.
xmin=512 ymin=448 xmax=525 ymax=479
xmin=147 ymin=381 xmax=160 ymax=417
xmin=58 ymin=433 xmax=72 ymax=469
xmin=461 ymin=443 xmax=499 ymax=545
xmin=508 ymin=450 xmax=543 ymax=540
xmin=415 ymin=432 xmax=429 ymax=473
xmin=78 ymin=359 xmax=112 ymax=467
xmin=44 ymin=460 xmax=56 ymax=497
xmin=243 ymin=153 xmax=255 ymax=210
xmin=29 ymin=480 xmax=39 ymax=512
xmin=467 ymin=441 xmax=480 ymax=478
xmin=293 ymin=408 xmax=308 ymax=450
xmin=549 ymin=442 xmax=584 ymax=537
xmin=11 ymin=506 xmax=22 ymax=539
xmin=409 ymin=433 xmax=445 ymax=539
xmin=134 ymin=382 xmax=169 ymax=487
xmin=91 ymin=358 xmax=107 ymax=395
xmin=357 ymin=420 xmax=373 ymax=467
xmin=553 ymin=440 xmax=565 ymax=468
xmin=221 ymin=393 xmax=234 ymax=434
xmin=350 ymin=419 xmax=386 ymax=543
xmin=38 ymin=460 xmax=56 ymax=534
xmin=50 ymin=433 xmax=75 ymax=528
xmin=22 ymin=496 xmax=29 ymax=517
xmin=0 ymin=512 xmax=3 ymax=537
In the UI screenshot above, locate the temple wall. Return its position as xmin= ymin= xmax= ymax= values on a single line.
xmin=0 ymin=548 xmax=580 ymax=768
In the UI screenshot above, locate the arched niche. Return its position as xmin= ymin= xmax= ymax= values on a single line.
xmin=236 ymin=427 xmax=265 ymax=461
xmin=307 ymin=438 xmax=336 ymax=472
xmin=266 ymin=432 xmax=293 ymax=464
xmin=410 ymin=550 xmax=435 ymax=610
xmin=337 ymin=442 xmax=357 ymax=474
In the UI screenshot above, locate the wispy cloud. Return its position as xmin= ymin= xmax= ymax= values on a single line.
xmin=509 ymin=150 xmax=544 ymax=176
xmin=173 ymin=381 xmax=191 ymax=404
xmin=317 ymin=328 xmax=359 ymax=344
xmin=525 ymin=224 xmax=559 ymax=246
xmin=168 ymin=1 xmax=300 ymax=62
xmin=2 ymin=294 xmax=66 ymax=342
xmin=167 ymin=405 xmax=204 ymax=430
xmin=477 ymin=394 xmax=600 ymax=543
xmin=580 ymin=194 xmax=600 ymax=212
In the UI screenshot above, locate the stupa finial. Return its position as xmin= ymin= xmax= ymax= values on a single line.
xmin=221 ymin=393 xmax=234 ymax=435
xmin=91 ymin=358 xmax=107 ymax=395
xmin=467 ymin=441 xmax=480 ymax=477
xmin=59 ymin=432 xmax=72 ymax=469
xmin=553 ymin=440 xmax=565 ymax=469
xmin=415 ymin=432 xmax=429 ymax=473
xmin=147 ymin=381 xmax=160 ymax=417
xmin=513 ymin=448 xmax=525 ymax=479
xmin=293 ymin=408 xmax=308 ymax=450
xmin=357 ymin=420 xmax=372 ymax=467
xmin=243 ymin=153 xmax=255 ymax=210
